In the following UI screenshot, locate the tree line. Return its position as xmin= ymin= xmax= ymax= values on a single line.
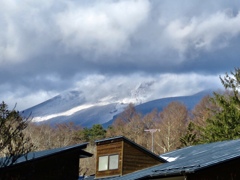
xmin=1 ymin=68 xmax=240 ymax=175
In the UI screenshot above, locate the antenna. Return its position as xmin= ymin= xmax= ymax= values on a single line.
xmin=144 ymin=129 xmax=160 ymax=152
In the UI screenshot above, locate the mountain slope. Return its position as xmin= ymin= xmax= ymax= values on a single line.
xmin=22 ymin=89 xmax=213 ymax=128
xmin=102 ymin=90 xmax=212 ymax=127
xmin=135 ymin=90 xmax=212 ymax=113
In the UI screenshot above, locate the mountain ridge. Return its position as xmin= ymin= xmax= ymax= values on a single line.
xmin=22 ymin=89 xmax=213 ymax=128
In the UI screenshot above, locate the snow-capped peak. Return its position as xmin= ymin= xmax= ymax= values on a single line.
xmin=130 ymin=81 xmax=155 ymax=104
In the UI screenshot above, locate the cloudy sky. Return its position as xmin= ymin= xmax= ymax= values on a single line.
xmin=1 ymin=0 xmax=240 ymax=110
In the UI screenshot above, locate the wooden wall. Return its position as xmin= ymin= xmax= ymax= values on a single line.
xmin=95 ymin=139 xmax=123 ymax=178
xmin=122 ymin=140 xmax=163 ymax=175
xmin=95 ymin=137 xmax=164 ymax=178
xmin=0 ymin=150 xmax=80 ymax=180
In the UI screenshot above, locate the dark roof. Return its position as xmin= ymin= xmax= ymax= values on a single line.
xmin=1 ymin=143 xmax=92 ymax=167
xmin=96 ymin=136 xmax=167 ymax=163
xmin=112 ymin=139 xmax=240 ymax=180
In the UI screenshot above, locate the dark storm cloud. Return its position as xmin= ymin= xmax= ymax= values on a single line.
xmin=0 ymin=0 xmax=240 ymax=109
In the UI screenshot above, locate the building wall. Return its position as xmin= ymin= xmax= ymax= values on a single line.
xmin=122 ymin=141 xmax=163 ymax=175
xmin=187 ymin=157 xmax=240 ymax=180
xmin=95 ymin=140 xmax=123 ymax=178
xmin=0 ymin=150 xmax=80 ymax=180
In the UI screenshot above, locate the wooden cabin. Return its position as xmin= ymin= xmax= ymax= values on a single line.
xmin=0 ymin=143 xmax=92 ymax=180
xmin=95 ymin=136 xmax=166 ymax=179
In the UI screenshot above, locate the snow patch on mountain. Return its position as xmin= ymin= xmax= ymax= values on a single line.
xmin=32 ymin=101 xmax=111 ymax=122
xmin=130 ymin=81 xmax=155 ymax=104
xmin=23 ymin=90 xmax=86 ymax=117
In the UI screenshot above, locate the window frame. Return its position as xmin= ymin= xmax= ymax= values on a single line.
xmin=109 ymin=154 xmax=119 ymax=170
xmin=98 ymin=156 xmax=109 ymax=171
xmin=98 ymin=154 xmax=119 ymax=171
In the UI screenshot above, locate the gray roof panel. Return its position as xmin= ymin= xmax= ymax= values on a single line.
xmin=1 ymin=143 xmax=92 ymax=167
xmin=113 ymin=139 xmax=240 ymax=180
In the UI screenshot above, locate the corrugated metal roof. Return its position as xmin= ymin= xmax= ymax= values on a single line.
xmin=110 ymin=139 xmax=240 ymax=180
xmin=1 ymin=143 xmax=92 ymax=167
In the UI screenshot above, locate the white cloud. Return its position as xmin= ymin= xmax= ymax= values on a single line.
xmin=0 ymin=72 xmax=222 ymax=110
xmin=73 ymin=73 xmax=221 ymax=105
xmin=0 ymin=88 xmax=57 ymax=111
xmin=55 ymin=0 xmax=150 ymax=55
xmin=1 ymin=0 xmax=239 ymax=65
xmin=0 ymin=0 xmax=56 ymax=65
xmin=162 ymin=10 xmax=240 ymax=60
xmin=0 ymin=0 xmax=238 ymax=110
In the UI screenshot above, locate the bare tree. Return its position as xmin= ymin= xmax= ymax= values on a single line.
xmin=0 ymin=102 xmax=34 ymax=167
xmin=180 ymin=95 xmax=219 ymax=147
xmin=26 ymin=122 xmax=81 ymax=151
xmin=155 ymin=102 xmax=188 ymax=154
xmin=54 ymin=122 xmax=81 ymax=147
xmin=26 ymin=124 xmax=54 ymax=150
xmin=106 ymin=104 xmax=146 ymax=145
xmin=191 ymin=95 xmax=216 ymax=127
xmin=107 ymin=103 xmax=138 ymax=137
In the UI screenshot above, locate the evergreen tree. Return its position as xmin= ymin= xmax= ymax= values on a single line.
xmin=77 ymin=124 xmax=106 ymax=144
xmin=89 ymin=124 xmax=106 ymax=141
xmin=180 ymin=122 xmax=198 ymax=147
xmin=200 ymin=68 xmax=240 ymax=143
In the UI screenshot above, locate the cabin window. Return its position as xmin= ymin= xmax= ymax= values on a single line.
xmin=99 ymin=156 xmax=108 ymax=171
xmin=98 ymin=154 xmax=119 ymax=171
xmin=109 ymin=154 xmax=119 ymax=169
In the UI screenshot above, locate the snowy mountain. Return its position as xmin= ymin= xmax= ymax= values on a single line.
xmin=102 ymin=90 xmax=213 ymax=127
xmin=22 ymin=91 xmax=126 ymax=127
xmin=22 ymin=84 xmax=213 ymax=128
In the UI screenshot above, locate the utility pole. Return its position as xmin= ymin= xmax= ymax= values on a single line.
xmin=144 ymin=129 xmax=160 ymax=152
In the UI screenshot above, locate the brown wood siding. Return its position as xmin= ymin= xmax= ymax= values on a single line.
xmin=122 ymin=141 xmax=163 ymax=175
xmin=0 ymin=150 xmax=80 ymax=180
xmin=95 ymin=140 xmax=123 ymax=178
